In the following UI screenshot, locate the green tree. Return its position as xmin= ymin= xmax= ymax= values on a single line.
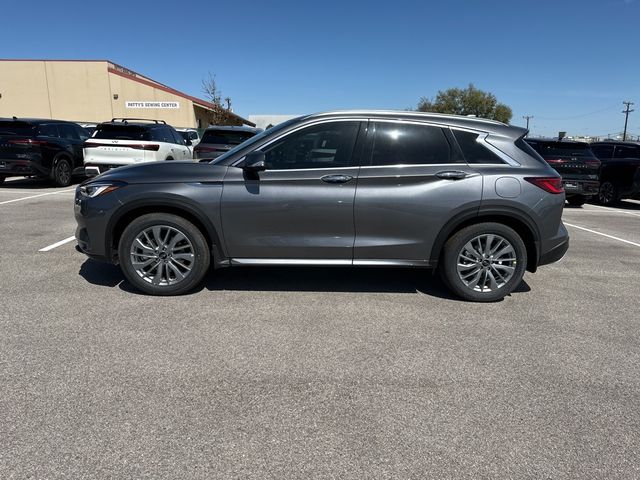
xmin=416 ymin=84 xmax=512 ymax=123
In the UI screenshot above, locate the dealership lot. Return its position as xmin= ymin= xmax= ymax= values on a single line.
xmin=1 ymin=177 xmax=640 ymax=478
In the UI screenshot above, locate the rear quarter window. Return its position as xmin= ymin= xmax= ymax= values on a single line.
xmin=452 ymin=130 xmax=505 ymax=164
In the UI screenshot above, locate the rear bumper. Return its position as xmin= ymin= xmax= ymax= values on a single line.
xmin=538 ymin=222 xmax=569 ymax=267
xmin=562 ymin=179 xmax=599 ymax=197
xmin=0 ymin=158 xmax=46 ymax=177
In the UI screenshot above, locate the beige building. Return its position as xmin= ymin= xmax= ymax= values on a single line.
xmin=0 ymin=59 xmax=253 ymax=128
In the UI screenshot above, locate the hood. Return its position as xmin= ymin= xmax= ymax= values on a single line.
xmin=87 ymin=161 xmax=228 ymax=184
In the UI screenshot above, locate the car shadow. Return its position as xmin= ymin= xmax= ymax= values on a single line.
xmin=78 ymin=259 xmax=531 ymax=301
xmin=586 ymin=199 xmax=640 ymax=211
xmin=0 ymin=176 xmax=83 ymax=189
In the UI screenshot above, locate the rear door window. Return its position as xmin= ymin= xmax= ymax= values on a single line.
xmin=614 ymin=145 xmax=640 ymax=159
xmin=58 ymin=124 xmax=80 ymax=140
xmin=370 ymin=122 xmax=452 ymax=165
xmin=38 ymin=124 xmax=59 ymax=137
xmin=452 ymin=130 xmax=504 ymax=164
xmin=591 ymin=145 xmax=614 ymax=158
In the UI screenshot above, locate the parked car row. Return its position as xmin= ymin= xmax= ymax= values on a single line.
xmin=0 ymin=117 xmax=262 ymax=186
xmin=525 ymin=138 xmax=640 ymax=206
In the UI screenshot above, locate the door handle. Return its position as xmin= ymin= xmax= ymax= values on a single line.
xmin=321 ymin=174 xmax=353 ymax=184
xmin=436 ymin=170 xmax=468 ymax=180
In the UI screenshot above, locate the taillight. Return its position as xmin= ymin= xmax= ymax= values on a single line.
xmin=585 ymin=160 xmax=601 ymax=168
xmin=134 ymin=144 xmax=160 ymax=151
xmin=525 ymin=177 xmax=564 ymax=194
xmin=545 ymin=158 xmax=564 ymax=164
xmin=8 ymin=138 xmax=46 ymax=145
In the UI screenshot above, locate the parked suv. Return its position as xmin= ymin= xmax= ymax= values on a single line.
xmin=589 ymin=141 xmax=640 ymax=206
xmin=0 ymin=117 xmax=89 ymax=186
xmin=193 ymin=126 xmax=261 ymax=159
xmin=83 ymin=118 xmax=192 ymax=176
xmin=524 ymin=139 xmax=600 ymax=206
xmin=75 ymin=111 xmax=569 ymax=302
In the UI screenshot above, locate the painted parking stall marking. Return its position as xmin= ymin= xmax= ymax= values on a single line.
xmin=0 ymin=189 xmax=75 ymax=205
xmin=39 ymin=236 xmax=76 ymax=252
xmin=564 ymin=222 xmax=640 ymax=248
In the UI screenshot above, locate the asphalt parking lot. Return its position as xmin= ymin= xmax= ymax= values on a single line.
xmin=1 ymin=177 xmax=640 ymax=479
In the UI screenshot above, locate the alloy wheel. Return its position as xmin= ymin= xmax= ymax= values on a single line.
xmin=456 ymin=234 xmax=517 ymax=292
xmin=599 ymin=182 xmax=614 ymax=205
xmin=56 ymin=161 xmax=71 ymax=185
xmin=130 ymin=225 xmax=195 ymax=286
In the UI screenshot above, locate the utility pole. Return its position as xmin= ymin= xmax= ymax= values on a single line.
xmin=622 ymin=101 xmax=634 ymax=141
xmin=523 ymin=115 xmax=533 ymax=132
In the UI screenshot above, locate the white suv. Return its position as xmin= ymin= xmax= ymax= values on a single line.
xmin=83 ymin=119 xmax=192 ymax=176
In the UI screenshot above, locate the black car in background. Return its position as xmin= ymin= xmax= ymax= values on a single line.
xmin=524 ymin=139 xmax=600 ymax=206
xmin=0 ymin=118 xmax=90 ymax=186
xmin=589 ymin=141 xmax=640 ymax=206
xmin=193 ymin=126 xmax=261 ymax=159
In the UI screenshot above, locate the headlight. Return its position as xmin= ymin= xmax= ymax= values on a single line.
xmin=79 ymin=182 xmax=125 ymax=198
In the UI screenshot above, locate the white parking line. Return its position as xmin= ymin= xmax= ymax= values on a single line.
xmin=39 ymin=236 xmax=76 ymax=252
xmin=564 ymin=222 xmax=640 ymax=248
xmin=0 ymin=189 xmax=75 ymax=205
xmin=582 ymin=204 xmax=640 ymax=218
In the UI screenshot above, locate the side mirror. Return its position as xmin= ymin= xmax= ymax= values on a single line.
xmin=184 ymin=138 xmax=193 ymax=146
xmin=242 ymin=151 xmax=266 ymax=172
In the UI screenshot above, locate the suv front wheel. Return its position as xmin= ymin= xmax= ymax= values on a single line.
xmin=440 ymin=223 xmax=527 ymax=302
xmin=118 ymin=213 xmax=211 ymax=295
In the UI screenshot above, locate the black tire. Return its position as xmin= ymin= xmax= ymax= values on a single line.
xmin=598 ymin=181 xmax=619 ymax=206
xmin=51 ymin=157 xmax=72 ymax=187
xmin=567 ymin=195 xmax=586 ymax=207
xmin=118 ymin=213 xmax=210 ymax=295
xmin=440 ymin=222 xmax=527 ymax=302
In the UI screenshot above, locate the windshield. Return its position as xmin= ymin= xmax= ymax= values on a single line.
xmin=209 ymin=119 xmax=300 ymax=164
xmin=532 ymin=142 xmax=596 ymax=158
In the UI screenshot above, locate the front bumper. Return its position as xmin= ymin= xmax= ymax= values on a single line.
xmin=74 ymin=187 xmax=121 ymax=263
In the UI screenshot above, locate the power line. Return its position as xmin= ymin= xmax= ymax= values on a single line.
xmin=622 ymin=101 xmax=634 ymax=141
xmin=534 ymin=103 xmax=619 ymax=121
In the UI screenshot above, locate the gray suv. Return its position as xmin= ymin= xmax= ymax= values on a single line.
xmin=75 ymin=111 xmax=569 ymax=301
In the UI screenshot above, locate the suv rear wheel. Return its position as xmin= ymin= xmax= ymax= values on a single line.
xmin=118 ymin=213 xmax=210 ymax=295
xmin=440 ymin=223 xmax=527 ymax=302
xmin=51 ymin=157 xmax=72 ymax=187
xmin=598 ymin=181 xmax=619 ymax=206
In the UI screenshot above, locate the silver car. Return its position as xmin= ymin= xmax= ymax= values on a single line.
xmin=75 ymin=110 xmax=569 ymax=301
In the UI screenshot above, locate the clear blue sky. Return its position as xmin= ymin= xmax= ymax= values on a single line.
xmin=1 ymin=0 xmax=638 ymax=138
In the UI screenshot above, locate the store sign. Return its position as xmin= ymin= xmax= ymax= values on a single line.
xmin=125 ymin=101 xmax=180 ymax=109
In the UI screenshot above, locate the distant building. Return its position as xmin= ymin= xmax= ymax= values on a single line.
xmin=248 ymin=114 xmax=300 ymax=130
xmin=0 ymin=59 xmax=253 ymax=128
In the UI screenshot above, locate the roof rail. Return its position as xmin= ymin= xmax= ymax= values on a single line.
xmin=109 ymin=118 xmax=166 ymax=124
